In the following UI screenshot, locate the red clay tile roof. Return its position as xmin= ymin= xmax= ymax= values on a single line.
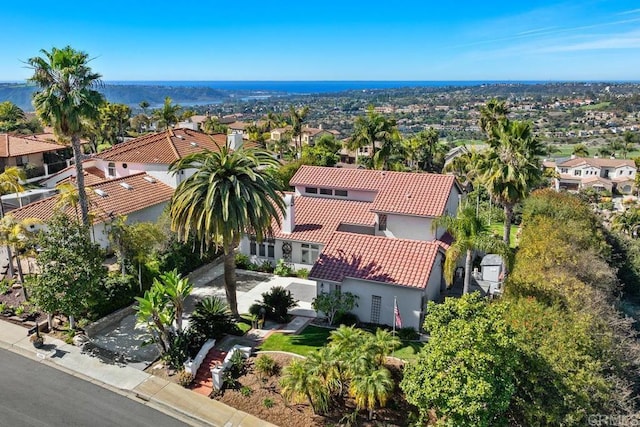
xmin=290 ymin=166 xmax=458 ymax=217
xmin=0 ymin=134 xmax=65 ymax=157
xmin=97 ymin=129 xmax=228 ymax=164
xmin=557 ymin=157 xmax=635 ymax=168
xmin=270 ymin=195 xmax=375 ymax=244
xmin=309 ymin=232 xmax=440 ymax=289
xmin=11 ymin=173 xmax=173 ymax=224
xmin=58 ymin=166 xmax=107 ymax=186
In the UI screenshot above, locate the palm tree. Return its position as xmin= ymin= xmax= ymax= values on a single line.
xmin=0 ymin=101 xmax=26 ymax=123
xmin=288 ymin=106 xmax=309 ymax=156
xmin=572 ymin=143 xmax=590 ymax=157
xmin=139 ymin=100 xmax=150 ymax=116
xmin=348 ymin=106 xmax=398 ymax=170
xmin=479 ymin=98 xmax=509 ymax=136
xmin=404 ymin=127 xmax=446 ymax=172
xmin=0 ymin=167 xmax=26 ymax=209
xmin=306 ymin=347 xmax=343 ymax=395
xmin=156 ymin=269 xmax=193 ymax=332
xmin=28 ymin=46 xmax=104 ymax=227
xmin=478 ymin=120 xmax=544 ymax=245
xmin=443 ymin=148 xmax=483 ymax=190
xmin=55 ymin=182 xmax=83 ymax=223
xmin=349 ymin=367 xmax=394 ymax=420
xmin=329 ymin=325 xmax=368 ymax=355
xmin=433 ymin=204 xmax=509 ymax=294
xmin=620 ymin=131 xmax=638 ymax=159
xmin=264 ymin=112 xmax=284 ymax=132
xmin=246 ymin=123 xmax=267 ymax=149
xmin=0 ymin=215 xmax=40 ymax=286
xmin=612 ymin=208 xmax=640 ymax=237
xmin=280 ymin=358 xmax=329 ymax=414
xmin=367 ymin=328 xmax=401 ymax=365
xmin=169 ymin=146 xmax=286 ymax=317
xmin=153 ymin=97 xmax=181 ymax=130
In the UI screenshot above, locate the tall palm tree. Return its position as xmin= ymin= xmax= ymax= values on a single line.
xmin=443 ymin=148 xmax=483 ymax=190
xmin=139 ymin=100 xmax=150 ymax=116
xmin=349 ymin=367 xmax=394 ymax=420
xmin=153 ymin=97 xmax=181 ymax=130
xmin=280 ymin=358 xmax=329 ymax=414
xmin=28 ymin=46 xmax=104 ymax=227
xmin=479 ymin=98 xmax=509 ymax=137
xmin=169 ymin=146 xmax=285 ymax=317
xmin=348 ymin=106 xmax=398 ymax=170
xmin=478 ymin=120 xmax=544 ymax=245
xmin=55 ymin=182 xmax=82 ymax=223
xmin=433 ymin=204 xmax=509 ymax=294
xmin=288 ymin=106 xmax=309 ymax=156
xmin=156 ymin=269 xmax=193 ymax=332
xmin=264 ymin=112 xmax=283 ymax=132
xmin=0 ymin=101 xmax=26 ymax=123
xmin=404 ymin=127 xmax=446 ymax=172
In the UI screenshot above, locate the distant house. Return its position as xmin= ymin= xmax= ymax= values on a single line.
xmin=554 ymin=155 xmax=637 ymax=193
xmin=11 ymin=173 xmax=174 ymax=248
xmin=0 ymin=133 xmax=70 ymax=180
xmin=238 ymin=165 xmax=462 ymax=330
xmin=300 ymin=126 xmax=337 ymax=145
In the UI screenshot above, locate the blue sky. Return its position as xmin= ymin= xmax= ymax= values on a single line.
xmin=2 ymin=0 xmax=640 ymax=81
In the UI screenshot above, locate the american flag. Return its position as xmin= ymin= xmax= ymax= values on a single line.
xmin=394 ymin=299 xmax=402 ymax=329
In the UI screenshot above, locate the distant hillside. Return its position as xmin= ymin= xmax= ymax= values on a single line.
xmin=0 ymin=83 xmax=231 ymax=111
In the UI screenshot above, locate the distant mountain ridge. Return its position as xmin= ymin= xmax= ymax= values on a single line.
xmin=0 ymin=83 xmax=231 ymax=111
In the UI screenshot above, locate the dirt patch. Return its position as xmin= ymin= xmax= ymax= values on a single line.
xmin=0 ymin=285 xmax=46 ymax=327
xmin=212 ymin=353 xmax=412 ymax=427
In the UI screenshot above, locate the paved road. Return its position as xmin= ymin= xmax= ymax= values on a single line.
xmin=0 ymin=349 xmax=187 ymax=427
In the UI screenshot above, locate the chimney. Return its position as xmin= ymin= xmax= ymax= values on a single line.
xmin=282 ymin=194 xmax=295 ymax=234
xmin=318 ymin=124 xmax=323 ymax=130
xmin=227 ymin=133 xmax=243 ymax=150
xmin=570 ymin=154 xmax=576 ymax=159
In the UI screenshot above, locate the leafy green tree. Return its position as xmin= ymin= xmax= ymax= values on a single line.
xmin=478 ymin=120 xmax=544 ymax=245
xmin=135 ymin=283 xmax=173 ymax=353
xmin=620 ymin=130 xmax=638 ymax=159
xmin=433 ymin=204 xmax=509 ymax=294
xmin=98 ymin=102 xmax=131 ymax=143
xmin=28 ymin=46 xmax=104 ymax=228
xmin=401 ymin=294 xmax=519 ymax=426
xmin=30 ymin=214 xmax=105 ymax=329
xmin=169 ymin=146 xmax=286 ymax=317
xmin=130 ymin=113 xmax=150 ymax=134
xmin=201 ymin=116 xmax=227 ymax=134
xmin=246 ymin=123 xmax=268 ymax=149
xmin=348 ymin=106 xmax=398 ymax=170
xmin=153 ymin=97 xmax=181 ymax=130
xmin=311 ymin=290 xmax=359 ymax=325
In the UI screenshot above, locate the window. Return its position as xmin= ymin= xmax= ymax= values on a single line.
xmin=108 ymin=162 xmax=116 ymax=177
xmin=305 ymin=187 xmax=318 ymax=194
xmin=253 ymin=239 xmax=275 ymax=258
xmin=359 ymin=146 xmax=369 ymax=154
xmin=560 ymin=168 xmax=568 ymax=174
xmin=378 ymin=214 xmax=387 ymax=231
xmin=250 ymin=240 xmax=257 ymax=255
xmin=320 ymin=188 xmax=332 ymax=195
xmin=574 ymin=170 xmax=582 ymax=176
xmin=370 ymin=295 xmax=381 ymax=324
xmin=16 ymin=155 xmax=28 ymax=166
xmin=334 ymin=189 xmax=348 ymax=197
xmin=334 ymin=284 xmax=342 ymax=294
xmin=301 ymin=243 xmax=320 ymax=264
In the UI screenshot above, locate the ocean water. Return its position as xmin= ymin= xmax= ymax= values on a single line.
xmin=105 ymin=80 xmax=548 ymax=95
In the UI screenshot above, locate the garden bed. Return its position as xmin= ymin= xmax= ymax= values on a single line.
xmin=213 ymin=352 xmax=412 ymax=427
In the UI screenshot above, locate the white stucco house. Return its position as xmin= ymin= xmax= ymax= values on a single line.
xmin=552 ymin=155 xmax=637 ymax=194
xmin=238 ymin=165 xmax=462 ymax=330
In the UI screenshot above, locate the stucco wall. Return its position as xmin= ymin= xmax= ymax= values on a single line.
xmin=381 ymin=214 xmax=434 ymax=241
xmin=293 ymin=186 xmax=376 ymax=202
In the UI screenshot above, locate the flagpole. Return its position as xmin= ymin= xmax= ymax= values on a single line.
xmin=393 ymin=296 xmax=396 ymax=335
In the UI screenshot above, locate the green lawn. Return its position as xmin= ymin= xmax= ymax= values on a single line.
xmin=259 ymin=325 xmax=332 ymax=357
xmin=579 ymin=101 xmax=611 ymax=111
xmin=235 ymin=321 xmax=253 ymax=335
xmin=259 ymin=325 xmax=425 ymax=361
xmin=489 ymin=222 xmax=518 ymax=248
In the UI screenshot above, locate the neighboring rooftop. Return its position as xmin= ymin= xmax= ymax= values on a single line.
xmin=290 ymin=165 xmax=458 ymax=217
xmin=309 ymin=231 xmax=440 ymax=289
xmin=557 ymin=156 xmax=635 ymax=168
xmin=0 ymin=133 xmax=65 ymax=157
xmin=11 ymin=172 xmax=173 ymax=224
xmin=97 ymin=128 xmax=228 ymax=164
xmin=269 ymin=195 xmax=376 ymax=244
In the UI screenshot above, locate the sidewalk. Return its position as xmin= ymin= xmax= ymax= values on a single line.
xmin=0 ymin=320 xmax=276 ymax=427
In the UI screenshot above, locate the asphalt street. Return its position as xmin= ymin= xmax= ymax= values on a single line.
xmin=0 ymin=348 xmax=187 ymax=427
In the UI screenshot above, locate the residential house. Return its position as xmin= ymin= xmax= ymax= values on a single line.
xmin=554 ymin=155 xmax=637 ymax=193
xmin=11 ymin=173 xmax=174 ymax=248
xmin=238 ymin=165 xmax=462 ymax=329
xmin=0 ymin=133 xmax=70 ymax=180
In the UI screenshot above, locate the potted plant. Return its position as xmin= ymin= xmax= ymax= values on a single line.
xmin=30 ymin=333 xmax=44 ymax=348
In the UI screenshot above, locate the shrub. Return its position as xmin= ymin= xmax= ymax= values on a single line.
xmin=261 ymin=286 xmax=298 ymax=323
xmin=190 ymin=296 xmax=234 ymax=339
xmin=235 ymin=253 xmax=252 ymax=270
xmin=14 ymin=304 xmax=25 ymax=316
xmin=263 ymin=398 xmax=275 ymax=409
xmin=228 ymin=350 xmax=246 ymax=378
xmin=164 ymin=331 xmax=191 ymax=370
xmin=240 ymin=386 xmax=252 ymax=397
xmin=176 ymin=369 xmax=194 ymax=387
xmin=0 ymin=279 xmax=12 ymax=295
xmin=249 ymin=303 xmax=266 ymax=317
xmin=258 ymin=260 xmax=274 ymax=273
xmin=334 ymin=311 xmax=358 ymax=326
xmin=0 ymin=302 xmax=6 ymax=313
xmin=296 ymin=268 xmax=309 ymax=279
xmin=397 ymin=327 xmax=419 ymax=341
xmin=89 ymin=273 xmax=136 ymax=320
xmin=273 ymin=259 xmax=294 ymax=277
xmin=254 ymin=354 xmax=278 ymax=378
